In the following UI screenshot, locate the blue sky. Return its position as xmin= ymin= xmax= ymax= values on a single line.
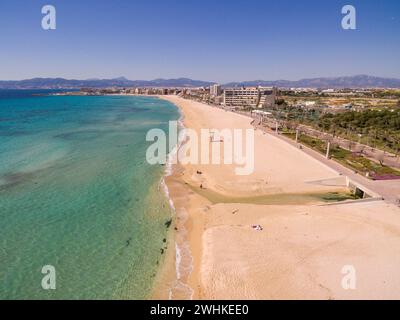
xmin=0 ymin=0 xmax=399 ymax=82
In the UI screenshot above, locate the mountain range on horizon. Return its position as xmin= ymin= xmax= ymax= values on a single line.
xmin=1 ymin=75 xmax=400 ymax=89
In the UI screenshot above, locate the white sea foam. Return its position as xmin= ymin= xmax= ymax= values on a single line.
xmin=175 ymin=236 xmax=193 ymax=280
xmin=169 ymin=208 xmax=194 ymax=300
xmin=160 ymin=178 xmax=175 ymax=211
xmin=160 ymin=107 xmax=194 ymax=300
xmin=165 ymin=114 xmax=186 ymax=177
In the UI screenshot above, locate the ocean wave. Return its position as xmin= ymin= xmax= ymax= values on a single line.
xmin=160 ymin=107 xmax=194 ymax=300
xmin=165 ymin=112 xmax=186 ymax=177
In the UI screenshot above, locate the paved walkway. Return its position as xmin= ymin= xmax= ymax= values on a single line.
xmin=296 ymin=124 xmax=400 ymax=169
xmin=266 ymin=128 xmax=400 ymax=205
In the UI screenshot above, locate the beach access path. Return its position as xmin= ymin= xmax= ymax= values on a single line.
xmin=265 ymin=128 xmax=400 ymax=205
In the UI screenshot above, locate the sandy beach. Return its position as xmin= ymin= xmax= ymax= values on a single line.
xmin=154 ymin=96 xmax=400 ymax=300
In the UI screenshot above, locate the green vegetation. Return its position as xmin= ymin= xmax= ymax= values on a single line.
xmin=373 ymin=90 xmax=400 ymax=99
xmin=264 ymin=104 xmax=325 ymax=125
xmin=269 ymin=106 xmax=400 ymax=155
xmin=282 ymin=131 xmax=400 ymax=179
xmin=187 ymin=182 xmax=356 ymax=205
xmin=316 ymin=109 xmax=400 ymax=155
xmin=320 ymin=192 xmax=360 ymax=202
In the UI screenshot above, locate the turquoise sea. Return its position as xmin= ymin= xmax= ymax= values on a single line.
xmin=0 ymin=90 xmax=180 ymax=299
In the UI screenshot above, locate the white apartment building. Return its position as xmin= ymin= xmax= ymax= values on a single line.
xmin=210 ymin=84 xmax=222 ymax=96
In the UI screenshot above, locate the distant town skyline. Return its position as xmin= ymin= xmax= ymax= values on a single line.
xmin=1 ymin=0 xmax=399 ymax=82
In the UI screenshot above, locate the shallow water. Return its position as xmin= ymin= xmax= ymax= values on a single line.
xmin=0 ymin=91 xmax=180 ymax=299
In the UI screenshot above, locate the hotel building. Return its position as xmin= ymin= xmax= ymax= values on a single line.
xmin=223 ymin=87 xmax=277 ymax=108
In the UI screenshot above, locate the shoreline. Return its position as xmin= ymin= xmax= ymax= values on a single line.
xmin=152 ymin=95 xmax=400 ymax=300
xmin=150 ymin=97 xmax=195 ymax=300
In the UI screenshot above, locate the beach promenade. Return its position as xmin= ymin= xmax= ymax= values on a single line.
xmin=266 ymin=128 xmax=400 ymax=205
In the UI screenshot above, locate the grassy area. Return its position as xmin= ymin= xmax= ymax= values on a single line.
xmin=320 ymin=191 xmax=360 ymax=201
xmin=273 ymin=106 xmax=400 ymax=155
xmin=282 ymin=131 xmax=400 ymax=179
xmin=187 ymin=182 xmax=357 ymax=205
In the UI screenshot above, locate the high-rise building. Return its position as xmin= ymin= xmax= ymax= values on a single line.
xmin=223 ymin=87 xmax=277 ymax=108
xmin=210 ymin=84 xmax=222 ymax=97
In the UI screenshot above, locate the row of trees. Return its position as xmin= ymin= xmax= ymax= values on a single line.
xmin=263 ymin=102 xmax=400 ymax=156
xmin=316 ymin=110 xmax=400 ymax=155
xmin=263 ymin=91 xmax=400 ymax=152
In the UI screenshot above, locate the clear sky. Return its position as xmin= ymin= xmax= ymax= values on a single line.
xmin=0 ymin=0 xmax=399 ymax=82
